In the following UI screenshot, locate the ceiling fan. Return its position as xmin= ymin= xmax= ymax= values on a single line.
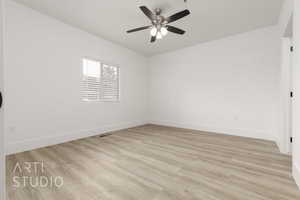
xmin=127 ymin=6 xmax=190 ymax=43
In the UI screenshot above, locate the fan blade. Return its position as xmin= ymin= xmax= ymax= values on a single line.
xmin=151 ymin=36 xmax=156 ymax=43
xmin=166 ymin=25 xmax=185 ymax=35
xmin=127 ymin=26 xmax=151 ymax=33
xmin=165 ymin=9 xmax=190 ymax=24
xmin=140 ymin=6 xmax=155 ymax=21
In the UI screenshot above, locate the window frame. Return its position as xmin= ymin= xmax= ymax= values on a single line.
xmin=81 ymin=57 xmax=120 ymax=103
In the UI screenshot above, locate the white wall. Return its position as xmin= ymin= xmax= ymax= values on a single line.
xmin=292 ymin=0 xmax=300 ymax=189
xmin=4 ymin=0 xmax=149 ymax=154
xmin=0 ymin=0 xmax=4 ymax=198
xmin=149 ymin=26 xmax=281 ymax=141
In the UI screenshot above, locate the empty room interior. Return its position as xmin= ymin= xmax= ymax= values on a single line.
xmin=2 ymin=0 xmax=300 ymax=199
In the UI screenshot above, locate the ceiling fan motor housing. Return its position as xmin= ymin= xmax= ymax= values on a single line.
xmin=154 ymin=8 xmax=162 ymax=15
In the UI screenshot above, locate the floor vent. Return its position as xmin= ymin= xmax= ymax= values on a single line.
xmin=99 ymin=133 xmax=112 ymax=138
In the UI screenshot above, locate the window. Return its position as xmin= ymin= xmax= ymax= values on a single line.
xmin=81 ymin=59 xmax=101 ymax=101
xmin=100 ymin=64 xmax=120 ymax=101
xmin=81 ymin=58 xmax=119 ymax=102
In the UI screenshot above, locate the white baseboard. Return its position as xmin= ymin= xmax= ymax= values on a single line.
xmin=5 ymin=121 xmax=147 ymax=155
xmin=149 ymin=120 xmax=275 ymax=142
xmin=5 ymin=120 xmax=277 ymax=155
xmin=294 ymin=164 xmax=300 ymax=190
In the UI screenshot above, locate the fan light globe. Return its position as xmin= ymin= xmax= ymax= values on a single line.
xmin=161 ymin=27 xmax=168 ymax=36
xmin=156 ymin=32 xmax=163 ymax=39
xmin=150 ymin=27 xmax=158 ymax=36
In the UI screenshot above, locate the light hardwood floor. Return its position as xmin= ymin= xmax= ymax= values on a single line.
xmin=6 ymin=124 xmax=300 ymax=200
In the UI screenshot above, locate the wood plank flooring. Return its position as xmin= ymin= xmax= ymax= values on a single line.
xmin=6 ymin=124 xmax=300 ymax=200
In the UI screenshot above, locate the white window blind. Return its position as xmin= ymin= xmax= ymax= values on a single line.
xmin=81 ymin=58 xmax=119 ymax=102
xmin=100 ymin=64 xmax=120 ymax=101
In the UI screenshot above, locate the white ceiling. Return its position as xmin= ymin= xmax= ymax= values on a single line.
xmin=12 ymin=0 xmax=283 ymax=56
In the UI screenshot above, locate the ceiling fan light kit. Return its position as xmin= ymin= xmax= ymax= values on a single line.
xmin=150 ymin=26 xmax=168 ymax=37
xmin=127 ymin=6 xmax=190 ymax=43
